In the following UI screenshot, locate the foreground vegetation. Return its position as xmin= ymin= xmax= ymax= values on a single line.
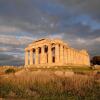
xmin=0 ymin=66 xmax=100 ymax=100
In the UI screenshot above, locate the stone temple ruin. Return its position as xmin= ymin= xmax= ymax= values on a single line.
xmin=25 ymin=38 xmax=90 ymax=67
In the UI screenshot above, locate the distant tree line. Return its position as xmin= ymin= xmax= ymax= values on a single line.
xmin=91 ymin=56 xmax=100 ymax=65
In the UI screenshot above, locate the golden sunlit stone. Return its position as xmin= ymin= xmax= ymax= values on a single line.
xmin=25 ymin=38 xmax=90 ymax=67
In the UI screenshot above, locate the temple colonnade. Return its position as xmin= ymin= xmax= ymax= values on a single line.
xmin=25 ymin=39 xmax=90 ymax=67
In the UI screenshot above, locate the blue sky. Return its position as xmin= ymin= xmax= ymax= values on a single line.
xmin=0 ymin=0 xmax=100 ymax=65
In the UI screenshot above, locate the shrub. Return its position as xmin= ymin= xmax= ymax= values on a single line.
xmin=5 ymin=68 xmax=15 ymax=74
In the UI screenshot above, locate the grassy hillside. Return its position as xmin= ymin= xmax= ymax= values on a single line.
xmin=0 ymin=66 xmax=100 ymax=100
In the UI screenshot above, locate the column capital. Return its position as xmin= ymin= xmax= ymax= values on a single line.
xmin=30 ymin=48 xmax=33 ymax=51
xmin=25 ymin=48 xmax=29 ymax=52
xmin=35 ymin=47 xmax=39 ymax=50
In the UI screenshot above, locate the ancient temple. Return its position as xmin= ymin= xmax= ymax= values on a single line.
xmin=25 ymin=38 xmax=90 ymax=67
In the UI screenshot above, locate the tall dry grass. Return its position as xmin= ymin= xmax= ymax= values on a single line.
xmin=0 ymin=70 xmax=100 ymax=100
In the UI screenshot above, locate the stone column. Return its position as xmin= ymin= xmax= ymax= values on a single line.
xmin=72 ymin=50 xmax=73 ymax=64
xmin=77 ymin=52 xmax=79 ymax=64
xmin=60 ymin=44 xmax=63 ymax=64
xmin=78 ymin=53 xmax=80 ymax=65
xmin=67 ymin=48 xmax=70 ymax=64
xmin=85 ymin=55 xmax=86 ymax=65
xmin=64 ymin=47 xmax=67 ymax=64
xmin=41 ymin=46 xmax=45 ymax=64
xmin=75 ymin=52 xmax=77 ymax=65
xmin=82 ymin=54 xmax=84 ymax=65
xmin=84 ymin=55 xmax=86 ymax=65
xmin=81 ymin=54 xmax=83 ymax=65
xmin=83 ymin=55 xmax=85 ymax=65
xmin=35 ymin=48 xmax=38 ymax=65
xmin=85 ymin=55 xmax=87 ymax=65
xmin=73 ymin=51 xmax=76 ymax=64
xmin=30 ymin=49 xmax=33 ymax=65
xmin=48 ymin=44 xmax=52 ymax=64
xmin=87 ymin=55 xmax=90 ymax=66
xmin=86 ymin=55 xmax=89 ymax=65
xmin=25 ymin=50 xmax=29 ymax=66
xmin=73 ymin=50 xmax=74 ymax=64
xmin=72 ymin=50 xmax=74 ymax=64
xmin=70 ymin=50 xmax=72 ymax=64
xmin=66 ymin=48 xmax=68 ymax=64
xmin=80 ymin=53 xmax=82 ymax=65
xmin=55 ymin=44 xmax=59 ymax=63
xmin=74 ymin=52 xmax=76 ymax=64
xmin=79 ymin=53 xmax=81 ymax=65
xmin=82 ymin=55 xmax=84 ymax=65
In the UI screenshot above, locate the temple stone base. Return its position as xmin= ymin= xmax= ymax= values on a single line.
xmin=25 ymin=64 xmax=90 ymax=68
xmin=25 ymin=38 xmax=90 ymax=68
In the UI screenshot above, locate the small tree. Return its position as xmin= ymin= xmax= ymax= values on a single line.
xmin=91 ymin=56 xmax=100 ymax=65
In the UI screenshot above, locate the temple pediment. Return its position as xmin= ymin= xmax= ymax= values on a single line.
xmin=27 ymin=38 xmax=69 ymax=49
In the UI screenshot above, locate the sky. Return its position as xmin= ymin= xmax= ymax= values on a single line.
xmin=0 ymin=0 xmax=100 ymax=65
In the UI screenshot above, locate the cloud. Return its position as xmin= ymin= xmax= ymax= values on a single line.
xmin=0 ymin=53 xmax=24 ymax=66
xmin=49 ymin=33 xmax=64 ymax=39
xmin=0 ymin=34 xmax=34 ymax=46
xmin=0 ymin=25 xmax=21 ymax=33
xmin=59 ymin=0 xmax=100 ymax=15
xmin=0 ymin=0 xmax=100 ymax=65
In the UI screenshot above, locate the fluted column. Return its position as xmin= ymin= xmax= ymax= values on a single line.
xmin=55 ymin=44 xmax=59 ymax=63
xmin=35 ymin=48 xmax=38 ymax=65
xmin=85 ymin=55 xmax=87 ymax=65
xmin=80 ymin=53 xmax=82 ymax=65
xmin=87 ymin=55 xmax=90 ymax=66
xmin=78 ymin=52 xmax=81 ymax=65
xmin=84 ymin=55 xmax=86 ymax=65
xmin=66 ymin=48 xmax=68 ymax=64
xmin=30 ymin=49 xmax=33 ymax=65
xmin=60 ymin=44 xmax=63 ymax=64
xmin=76 ymin=52 xmax=78 ymax=65
xmin=48 ymin=44 xmax=52 ymax=64
xmin=73 ymin=51 xmax=76 ymax=64
xmin=64 ymin=47 xmax=67 ymax=64
xmin=75 ymin=51 xmax=77 ymax=64
xmin=70 ymin=50 xmax=72 ymax=64
xmin=72 ymin=50 xmax=74 ymax=64
xmin=41 ymin=46 xmax=45 ymax=64
xmin=67 ymin=48 xmax=70 ymax=64
xmin=82 ymin=55 xmax=83 ymax=65
xmin=73 ymin=50 xmax=74 ymax=64
xmin=25 ymin=50 xmax=29 ymax=66
xmin=77 ymin=52 xmax=80 ymax=65
xmin=75 ymin=52 xmax=77 ymax=64
xmin=81 ymin=54 xmax=83 ymax=65
xmin=83 ymin=55 xmax=85 ymax=65
xmin=72 ymin=50 xmax=73 ymax=64
xmin=79 ymin=53 xmax=81 ymax=65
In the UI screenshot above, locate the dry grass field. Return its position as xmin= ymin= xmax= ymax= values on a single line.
xmin=0 ymin=66 xmax=100 ymax=100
